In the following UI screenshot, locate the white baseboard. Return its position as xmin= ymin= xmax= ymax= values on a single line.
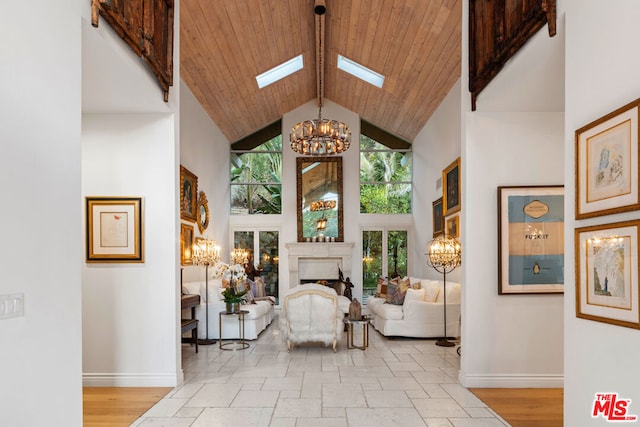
xmin=83 ymin=372 xmax=179 ymax=387
xmin=458 ymin=370 xmax=564 ymax=388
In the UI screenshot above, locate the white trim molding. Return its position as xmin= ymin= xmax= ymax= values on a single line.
xmin=83 ymin=372 xmax=179 ymax=387
xmin=458 ymin=371 xmax=564 ymax=388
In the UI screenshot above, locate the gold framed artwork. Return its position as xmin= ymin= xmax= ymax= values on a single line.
xmin=180 ymin=165 xmax=198 ymax=222
xmin=181 ymin=223 xmax=194 ymax=266
xmin=446 ymin=215 xmax=459 ymax=238
xmin=575 ymin=98 xmax=640 ymax=219
xmin=432 ymin=197 xmax=444 ymax=237
xmin=196 ymin=191 xmax=209 ymax=234
xmin=86 ymin=197 xmax=144 ymax=263
xmin=443 ymin=157 xmax=461 ymax=215
xmin=498 ymin=186 xmax=564 ymax=295
xmin=575 ymin=220 xmax=640 ymax=329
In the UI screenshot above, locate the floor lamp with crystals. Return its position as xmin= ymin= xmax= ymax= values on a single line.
xmin=192 ymin=238 xmax=221 ymax=345
xmin=426 ymin=234 xmax=461 ymax=347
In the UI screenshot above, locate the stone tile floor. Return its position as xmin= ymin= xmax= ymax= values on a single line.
xmin=133 ymin=314 xmax=508 ymax=426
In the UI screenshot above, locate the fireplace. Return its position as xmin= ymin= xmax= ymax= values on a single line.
xmin=285 ymin=242 xmax=354 ymax=291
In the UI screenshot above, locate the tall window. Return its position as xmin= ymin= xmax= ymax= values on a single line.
xmin=360 ymin=135 xmax=412 ymax=214
xmin=230 ymin=136 xmax=282 ymax=214
xmin=233 ymin=229 xmax=280 ymax=303
xmin=362 ymin=229 xmax=408 ymax=303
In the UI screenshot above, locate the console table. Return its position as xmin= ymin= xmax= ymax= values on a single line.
xmin=181 ymin=294 xmax=200 ymax=353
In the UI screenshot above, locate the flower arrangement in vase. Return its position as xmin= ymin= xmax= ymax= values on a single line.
xmin=212 ymin=260 xmax=248 ymax=313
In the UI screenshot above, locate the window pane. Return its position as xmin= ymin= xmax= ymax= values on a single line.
xmin=360 ymin=183 xmax=412 ymax=214
xmin=233 ymin=231 xmax=254 ymax=253
xmin=388 ymin=231 xmax=408 ymax=278
xmin=231 ymin=184 xmax=282 ymax=214
xmin=259 ymin=231 xmax=279 ymax=303
xmin=360 ymin=151 xmax=411 ymax=183
xmin=231 ymin=152 xmax=282 ymax=184
xmin=362 ymin=230 xmax=382 ymax=303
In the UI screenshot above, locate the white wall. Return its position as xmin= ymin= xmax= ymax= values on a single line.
xmin=81 ymin=1 xmax=182 ymax=387
xmin=412 ymin=79 xmax=463 ymax=281
xmin=460 ymin=112 xmax=564 ymax=387
xmin=180 ymin=81 xmax=231 ymax=282
xmin=565 ymin=1 xmax=640 ymax=425
xmin=0 ymin=1 xmax=83 ymax=425
xmin=82 ymin=115 xmax=179 ymax=386
xmin=457 ymin=0 xmax=565 ymax=388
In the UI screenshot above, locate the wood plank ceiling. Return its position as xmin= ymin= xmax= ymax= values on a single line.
xmin=181 ymin=0 xmax=461 ymax=143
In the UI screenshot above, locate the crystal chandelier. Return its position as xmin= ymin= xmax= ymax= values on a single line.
xmin=290 ymin=0 xmax=351 ymax=156
xmin=310 ymin=199 xmax=336 ymax=211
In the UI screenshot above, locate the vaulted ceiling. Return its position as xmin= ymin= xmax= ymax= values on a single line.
xmin=181 ymin=0 xmax=461 ymax=143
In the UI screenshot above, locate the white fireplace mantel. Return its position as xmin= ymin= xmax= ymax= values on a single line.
xmin=285 ymin=242 xmax=355 ymax=289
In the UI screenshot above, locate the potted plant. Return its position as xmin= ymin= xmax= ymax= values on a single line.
xmin=221 ymin=285 xmax=247 ymax=313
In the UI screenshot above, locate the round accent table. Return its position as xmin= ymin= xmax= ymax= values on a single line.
xmin=219 ymin=310 xmax=250 ymax=351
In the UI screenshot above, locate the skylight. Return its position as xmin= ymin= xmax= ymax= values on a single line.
xmin=256 ymin=55 xmax=304 ymax=89
xmin=337 ymin=55 xmax=385 ymax=88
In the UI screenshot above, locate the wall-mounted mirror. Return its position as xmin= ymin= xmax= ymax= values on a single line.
xmin=297 ymin=157 xmax=343 ymax=242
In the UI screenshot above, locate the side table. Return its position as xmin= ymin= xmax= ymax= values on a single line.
xmin=219 ymin=310 xmax=250 ymax=351
xmin=345 ymin=315 xmax=370 ymax=350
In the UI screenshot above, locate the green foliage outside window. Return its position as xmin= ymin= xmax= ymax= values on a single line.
xmin=231 ymin=136 xmax=282 ymax=214
xmin=360 ymin=135 xmax=412 ymax=214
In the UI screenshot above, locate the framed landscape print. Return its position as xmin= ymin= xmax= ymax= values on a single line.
xmin=181 ymin=223 xmax=194 ymax=265
xmin=576 ymin=98 xmax=640 ymax=219
xmin=575 ymin=220 xmax=640 ymax=329
xmin=86 ymin=197 xmax=144 ymax=263
xmin=498 ymin=186 xmax=564 ymax=294
xmin=180 ymin=165 xmax=198 ymax=222
xmin=446 ymin=215 xmax=460 ymax=238
xmin=432 ymin=197 xmax=444 ymax=237
xmin=443 ymin=157 xmax=461 ymax=215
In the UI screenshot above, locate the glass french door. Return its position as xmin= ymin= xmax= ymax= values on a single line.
xmin=233 ymin=229 xmax=280 ymax=303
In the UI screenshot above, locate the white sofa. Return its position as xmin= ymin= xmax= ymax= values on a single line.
xmin=182 ymin=279 xmax=275 ymax=340
xmin=280 ymin=283 xmax=344 ymax=352
xmin=366 ymin=278 xmax=461 ymax=338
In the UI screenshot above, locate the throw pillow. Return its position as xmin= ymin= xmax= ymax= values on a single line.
xmin=409 ymin=277 xmax=422 ymax=290
xmin=243 ymin=289 xmax=256 ymax=304
xmin=389 ymin=277 xmax=411 ymax=305
xmin=385 ymin=282 xmax=398 ymax=304
xmin=376 ymin=277 xmax=389 ymax=298
xmin=403 ymin=288 xmax=426 ymax=305
xmin=254 ymin=276 xmax=267 ymax=298
xmin=423 ymin=281 xmax=441 ymax=303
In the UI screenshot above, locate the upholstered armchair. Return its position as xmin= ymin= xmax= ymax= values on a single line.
xmin=281 ymin=283 xmax=344 ymax=352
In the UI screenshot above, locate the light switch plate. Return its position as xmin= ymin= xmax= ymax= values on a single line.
xmin=0 ymin=293 xmax=24 ymax=319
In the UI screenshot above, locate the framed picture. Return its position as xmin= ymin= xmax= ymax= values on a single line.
xmin=575 ymin=220 xmax=640 ymax=329
xmin=86 ymin=197 xmax=144 ymax=263
xmin=432 ymin=197 xmax=444 ymax=237
xmin=446 ymin=215 xmax=460 ymax=238
xmin=181 ymin=223 xmax=194 ymax=265
xmin=498 ymin=186 xmax=564 ymax=294
xmin=443 ymin=157 xmax=461 ymax=215
xmin=196 ymin=191 xmax=209 ymax=234
xmin=180 ymin=165 xmax=198 ymax=222
xmin=575 ymin=98 xmax=640 ymax=219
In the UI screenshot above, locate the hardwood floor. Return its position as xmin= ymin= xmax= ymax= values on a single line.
xmin=84 ymin=387 xmax=563 ymax=426
xmin=83 ymin=387 xmax=171 ymax=426
xmin=470 ymin=388 xmax=564 ymax=427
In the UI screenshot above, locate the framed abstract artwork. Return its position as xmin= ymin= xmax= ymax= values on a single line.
xmin=443 ymin=157 xmax=461 ymax=215
xmin=86 ymin=197 xmax=144 ymax=263
xmin=575 ymin=98 xmax=640 ymax=219
xmin=498 ymin=186 xmax=564 ymax=294
xmin=432 ymin=197 xmax=444 ymax=237
xmin=181 ymin=223 xmax=194 ymax=266
xmin=575 ymin=220 xmax=640 ymax=329
xmin=180 ymin=165 xmax=198 ymax=222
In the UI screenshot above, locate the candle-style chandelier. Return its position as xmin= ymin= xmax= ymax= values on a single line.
xmin=290 ymin=0 xmax=351 ymax=156
xmin=310 ymin=199 xmax=336 ymax=211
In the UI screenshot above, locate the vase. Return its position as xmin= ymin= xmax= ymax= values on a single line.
xmin=226 ymin=302 xmax=240 ymax=313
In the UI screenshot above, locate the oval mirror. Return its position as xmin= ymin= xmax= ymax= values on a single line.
xmin=296 ymin=157 xmax=343 ymax=242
